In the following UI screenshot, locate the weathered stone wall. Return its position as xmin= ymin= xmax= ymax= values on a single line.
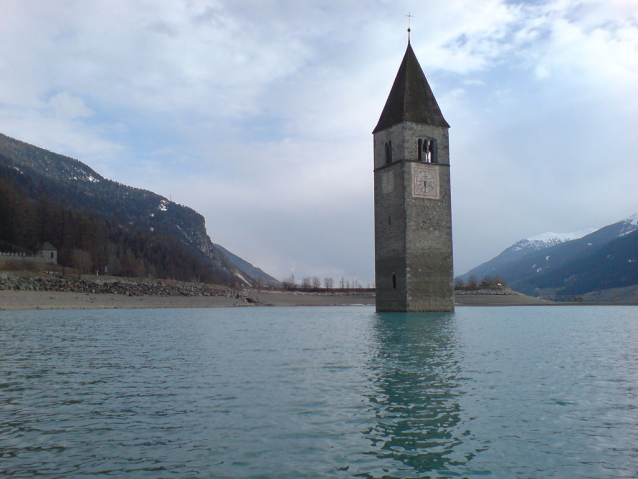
xmin=374 ymin=124 xmax=407 ymax=311
xmin=374 ymin=122 xmax=454 ymax=312
xmin=0 ymin=252 xmax=39 ymax=263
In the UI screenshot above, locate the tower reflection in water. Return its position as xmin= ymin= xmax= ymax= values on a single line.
xmin=360 ymin=312 xmax=487 ymax=477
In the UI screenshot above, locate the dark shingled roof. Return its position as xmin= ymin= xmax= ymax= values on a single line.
xmin=373 ymin=42 xmax=449 ymax=133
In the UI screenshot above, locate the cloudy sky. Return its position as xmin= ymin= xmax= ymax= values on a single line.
xmin=1 ymin=0 xmax=637 ymax=285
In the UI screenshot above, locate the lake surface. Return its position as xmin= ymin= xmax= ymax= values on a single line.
xmin=1 ymin=306 xmax=637 ymax=478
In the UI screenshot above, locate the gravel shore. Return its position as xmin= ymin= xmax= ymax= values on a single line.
xmin=0 ymin=289 xmax=377 ymax=310
xmin=0 ymin=272 xmax=555 ymax=310
xmin=0 ymin=272 xmax=377 ymax=310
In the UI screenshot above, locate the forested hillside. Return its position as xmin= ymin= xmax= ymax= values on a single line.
xmin=0 ymin=176 xmax=222 ymax=282
xmin=0 ymin=132 xmax=278 ymax=285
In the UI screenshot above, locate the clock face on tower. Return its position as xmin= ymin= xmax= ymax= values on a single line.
xmin=412 ymin=163 xmax=439 ymax=199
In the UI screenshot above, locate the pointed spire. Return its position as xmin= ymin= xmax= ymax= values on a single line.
xmin=373 ymin=43 xmax=449 ymax=133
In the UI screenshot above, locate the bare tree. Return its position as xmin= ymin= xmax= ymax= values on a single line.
xmin=71 ymin=248 xmax=92 ymax=279
xmin=323 ymin=277 xmax=334 ymax=289
xmin=122 ymin=249 xmax=144 ymax=278
xmin=339 ymin=276 xmax=346 ymax=289
xmin=311 ymin=276 xmax=321 ymax=289
xmin=282 ymin=273 xmax=296 ymax=289
xmin=301 ymin=276 xmax=312 ymax=289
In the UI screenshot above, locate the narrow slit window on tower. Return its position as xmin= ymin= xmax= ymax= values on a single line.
xmin=392 ymin=274 xmax=397 ymax=290
xmin=418 ymin=139 xmax=422 ymax=161
xmin=385 ymin=141 xmax=393 ymax=164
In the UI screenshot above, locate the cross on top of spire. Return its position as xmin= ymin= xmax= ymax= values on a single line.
xmin=406 ymin=12 xmax=413 ymax=42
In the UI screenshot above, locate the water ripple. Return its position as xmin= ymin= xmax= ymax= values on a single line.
xmin=1 ymin=306 xmax=637 ymax=478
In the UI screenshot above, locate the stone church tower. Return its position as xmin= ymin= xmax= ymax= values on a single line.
xmin=373 ymin=41 xmax=454 ymax=312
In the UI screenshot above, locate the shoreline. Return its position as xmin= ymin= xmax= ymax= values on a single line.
xmin=0 ymin=289 xmax=562 ymax=311
xmin=1 ymin=273 xmax=628 ymax=310
xmin=0 ymin=289 xmax=376 ymax=310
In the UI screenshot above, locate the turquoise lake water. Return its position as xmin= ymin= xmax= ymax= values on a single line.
xmin=1 ymin=306 xmax=637 ymax=478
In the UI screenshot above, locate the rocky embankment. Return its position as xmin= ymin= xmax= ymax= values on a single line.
xmin=0 ymin=272 xmax=245 ymax=300
xmin=454 ymin=288 xmax=518 ymax=296
xmin=454 ymin=287 xmax=553 ymax=306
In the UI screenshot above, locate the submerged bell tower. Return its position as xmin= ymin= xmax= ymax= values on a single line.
xmin=373 ymin=40 xmax=454 ymax=312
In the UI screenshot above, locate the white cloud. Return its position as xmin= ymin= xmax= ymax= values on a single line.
xmin=47 ymin=92 xmax=94 ymax=120
xmin=0 ymin=0 xmax=636 ymax=282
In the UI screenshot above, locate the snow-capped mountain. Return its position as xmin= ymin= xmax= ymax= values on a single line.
xmin=458 ymin=214 xmax=638 ymax=298
xmin=522 ymin=229 xmax=597 ymax=248
xmin=508 ymin=228 xmax=598 ymax=257
xmin=458 ymin=227 xmax=598 ymax=283
xmin=520 ymin=227 xmax=638 ymax=298
xmin=619 ymin=213 xmax=638 ymax=236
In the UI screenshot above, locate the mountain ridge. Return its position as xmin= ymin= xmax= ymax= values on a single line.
xmin=458 ymin=214 xmax=638 ymax=300
xmin=459 ymin=228 xmax=597 ymax=283
xmin=0 ymin=132 xmax=277 ymax=286
xmin=518 ymin=228 xmax=638 ymax=297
